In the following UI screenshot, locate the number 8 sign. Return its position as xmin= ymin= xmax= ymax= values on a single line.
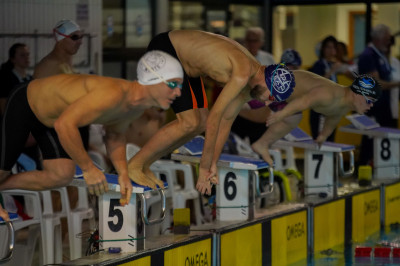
xmin=374 ymin=137 xmax=400 ymax=178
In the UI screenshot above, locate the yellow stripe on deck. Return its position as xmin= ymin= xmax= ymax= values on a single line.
xmin=271 ymin=210 xmax=307 ymax=265
xmin=385 ymin=182 xmax=400 ymax=228
xmin=221 ymin=224 xmax=262 ymax=266
xmin=352 ymin=189 xmax=380 ymax=243
xmin=314 ymin=199 xmax=345 ymax=253
xmin=164 ymin=238 xmax=212 ymax=266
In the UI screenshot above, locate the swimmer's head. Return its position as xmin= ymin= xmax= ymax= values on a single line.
xmin=137 ymin=50 xmax=184 ymax=86
xmin=350 ymin=74 xmax=382 ymax=102
xmin=53 ymin=20 xmax=81 ymax=41
xmin=281 ymin=49 xmax=302 ymax=69
xmin=264 ymin=63 xmax=295 ymax=102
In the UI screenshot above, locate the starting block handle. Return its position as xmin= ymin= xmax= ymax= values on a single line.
xmin=0 ymin=221 xmax=14 ymax=263
xmin=338 ymin=151 xmax=354 ymax=177
xmin=139 ymin=189 xmax=166 ymax=225
xmin=255 ymin=167 xmax=274 ymax=197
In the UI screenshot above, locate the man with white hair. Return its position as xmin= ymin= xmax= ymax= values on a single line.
xmin=244 ymin=27 xmax=275 ymax=66
xmin=0 ymin=50 xmax=184 ymax=221
xmin=357 ymin=24 xmax=400 ymax=165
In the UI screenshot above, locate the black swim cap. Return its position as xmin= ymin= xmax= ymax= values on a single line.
xmin=350 ymin=74 xmax=381 ymax=101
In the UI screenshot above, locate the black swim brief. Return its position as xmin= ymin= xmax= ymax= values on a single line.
xmin=147 ymin=32 xmax=208 ymax=113
xmin=0 ymin=83 xmax=87 ymax=171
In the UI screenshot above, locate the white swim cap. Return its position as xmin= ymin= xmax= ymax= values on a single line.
xmin=53 ymin=19 xmax=81 ymax=41
xmin=137 ymin=50 xmax=184 ymax=85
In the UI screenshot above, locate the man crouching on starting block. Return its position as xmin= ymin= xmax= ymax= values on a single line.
xmin=0 ymin=50 xmax=183 ymax=221
xmin=251 ymin=72 xmax=381 ymax=166
xmin=128 ymin=30 xmax=296 ymax=196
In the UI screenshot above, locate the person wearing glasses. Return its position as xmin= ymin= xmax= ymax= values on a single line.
xmin=0 ymin=50 xmax=183 ymax=221
xmin=251 ymin=72 xmax=381 ymax=167
xmin=33 ymin=19 xmax=83 ymax=78
xmin=31 ymin=20 xmax=86 ymax=223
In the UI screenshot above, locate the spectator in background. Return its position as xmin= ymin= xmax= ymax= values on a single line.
xmin=337 ymin=41 xmax=351 ymax=64
xmin=0 ymin=43 xmax=34 ymax=221
xmin=0 ymin=43 xmax=32 ymax=115
xmin=244 ymin=27 xmax=275 ymax=66
xmin=34 ymin=19 xmax=83 ymax=78
xmin=0 ymin=43 xmax=37 ymax=168
xmin=357 ymin=24 xmax=400 ymax=166
xmin=336 ymin=41 xmax=357 ymax=79
xmin=281 ymin=48 xmax=302 ymax=70
xmin=309 ymin=35 xmax=344 ymax=142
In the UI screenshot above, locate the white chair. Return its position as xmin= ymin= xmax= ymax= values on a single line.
xmin=152 ymin=160 xmax=202 ymax=226
xmin=1 ymin=190 xmax=45 ymax=266
xmin=48 ymin=186 xmax=95 ymax=260
xmin=39 ymin=191 xmax=63 ymax=263
xmin=7 ymin=154 xmax=57 ymax=265
xmin=126 ymin=143 xmax=203 ymax=230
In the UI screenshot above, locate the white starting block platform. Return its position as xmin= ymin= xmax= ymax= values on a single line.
xmin=273 ymin=127 xmax=355 ymax=198
xmin=173 ymin=136 xmax=274 ymax=222
xmin=71 ymin=167 xmax=167 ymax=254
xmin=340 ymin=114 xmax=400 ymax=179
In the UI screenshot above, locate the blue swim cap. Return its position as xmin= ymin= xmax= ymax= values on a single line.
xmin=264 ymin=64 xmax=295 ymax=102
xmin=350 ymin=74 xmax=381 ymax=101
xmin=281 ymin=49 xmax=302 ymax=67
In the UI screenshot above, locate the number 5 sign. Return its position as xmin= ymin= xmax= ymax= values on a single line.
xmin=99 ymin=191 xmax=144 ymax=253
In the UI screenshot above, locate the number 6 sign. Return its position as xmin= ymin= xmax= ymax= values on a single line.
xmin=216 ymin=167 xmax=249 ymax=221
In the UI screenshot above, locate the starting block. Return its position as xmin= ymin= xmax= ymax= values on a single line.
xmin=173 ymin=136 xmax=274 ymax=222
xmin=0 ymin=213 xmax=18 ymax=263
xmin=340 ymin=114 xmax=400 ymax=179
xmin=272 ymin=127 xmax=355 ymax=198
xmin=71 ymin=168 xmax=167 ymax=253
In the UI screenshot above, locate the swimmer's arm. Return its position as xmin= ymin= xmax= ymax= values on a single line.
xmin=200 ymin=76 xmax=248 ymax=172
xmin=104 ymin=122 xmax=131 ymax=176
xmin=212 ymin=94 xmax=245 ymax=166
xmin=104 ymin=122 xmax=133 ymax=205
xmin=54 ymin=87 xmax=123 ymax=172
xmin=267 ymin=96 xmax=311 ymax=126
xmin=315 ymin=115 xmax=342 ymax=145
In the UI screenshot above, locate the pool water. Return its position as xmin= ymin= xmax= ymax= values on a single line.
xmin=291 ymin=227 xmax=400 ymax=265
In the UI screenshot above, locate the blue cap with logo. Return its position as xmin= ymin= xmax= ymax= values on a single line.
xmin=264 ymin=63 xmax=296 ymax=102
xmin=350 ymin=74 xmax=381 ymax=101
